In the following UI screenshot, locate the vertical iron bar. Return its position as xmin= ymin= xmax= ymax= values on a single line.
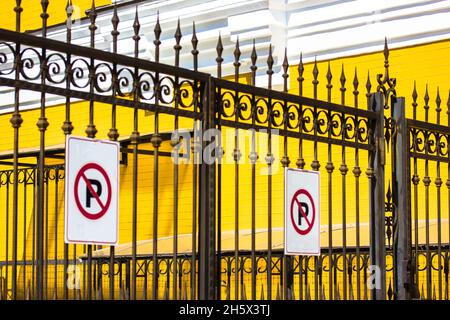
xmin=63 ymin=0 xmax=74 ymax=301
xmin=172 ymin=19 xmax=182 ymax=301
xmin=297 ymin=53 xmax=305 ymax=300
xmin=339 ymin=65 xmax=348 ymax=300
xmin=326 ymin=62 xmax=334 ymax=300
xmin=353 ymin=68 xmax=361 ymax=300
xmin=266 ymin=45 xmax=274 ymax=300
xmin=435 ymin=89 xmax=443 ymax=300
xmin=108 ymin=3 xmax=120 ymax=301
xmin=250 ymin=40 xmax=258 ymax=301
xmin=368 ymin=93 xmax=386 ymax=300
xmin=412 ymin=83 xmax=420 ymax=295
xmin=151 ymin=13 xmax=162 ymax=300
xmin=130 ymin=7 xmax=140 ymax=301
xmin=233 ymin=38 xmax=241 ymax=300
xmin=215 ymin=34 xmax=223 ymax=301
xmin=423 ymin=85 xmax=432 ymax=300
xmin=53 ymin=168 xmax=59 ymax=299
xmin=281 ymin=49 xmax=292 ymax=300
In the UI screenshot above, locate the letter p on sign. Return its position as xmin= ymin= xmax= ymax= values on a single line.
xmin=64 ymin=136 xmax=119 ymax=245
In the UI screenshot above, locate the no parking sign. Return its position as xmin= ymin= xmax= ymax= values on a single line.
xmin=64 ymin=136 xmax=119 ymax=245
xmin=285 ymin=168 xmax=320 ymax=256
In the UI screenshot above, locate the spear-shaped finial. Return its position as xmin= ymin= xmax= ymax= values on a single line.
xmin=412 ymin=81 xmax=418 ymax=119
xmin=282 ymin=48 xmax=289 ymax=92
xmin=133 ymin=7 xmax=140 ymax=59
xmin=298 ymin=52 xmax=304 ymax=96
xmin=366 ymin=71 xmax=371 ymax=99
xmin=250 ymin=39 xmax=257 ymax=71
xmin=326 ymin=62 xmax=332 ymax=102
xmin=233 ymin=36 xmax=241 ymax=82
xmin=340 ymin=64 xmax=346 ymax=104
xmin=191 ymin=22 xmax=199 ymax=71
xmin=312 ymin=57 xmax=319 ymax=98
xmin=40 ymin=0 xmax=49 ymax=35
xmin=216 ymin=33 xmax=223 ymax=78
xmin=353 ymin=67 xmax=359 ymax=107
xmin=174 ymin=17 xmax=182 ymax=66
xmin=424 ymin=84 xmax=430 ymax=121
xmin=436 ymin=87 xmax=441 ymax=124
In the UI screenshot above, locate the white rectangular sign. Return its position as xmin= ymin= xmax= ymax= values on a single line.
xmin=285 ymin=168 xmax=320 ymax=256
xmin=65 ymin=136 xmax=119 ymax=245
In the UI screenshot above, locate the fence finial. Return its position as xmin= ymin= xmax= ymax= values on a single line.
xmin=412 ymin=81 xmax=418 ymax=120
xmin=40 ymin=0 xmax=49 ymax=35
xmin=424 ymin=84 xmax=430 ymax=122
xmin=340 ymin=64 xmax=346 ymax=104
xmin=233 ymin=36 xmax=241 ymax=82
xmin=326 ymin=62 xmax=332 ymax=102
xmin=133 ymin=6 xmax=140 ymax=43
xmin=377 ymin=38 xmax=396 ymax=108
xmin=191 ymin=22 xmax=199 ymax=71
xmin=154 ymin=12 xmax=161 ymax=63
xmin=312 ymin=57 xmax=319 ymax=98
xmin=436 ymin=87 xmax=441 ymax=124
xmin=282 ymin=48 xmax=289 ymax=92
xmin=216 ymin=33 xmax=223 ymax=78
xmin=298 ymin=53 xmax=304 ymax=96
xmin=251 ymin=39 xmax=257 ymax=71
xmin=267 ymin=44 xmax=274 ymax=89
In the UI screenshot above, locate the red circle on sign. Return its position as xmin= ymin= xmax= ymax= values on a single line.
xmin=74 ymin=162 xmax=112 ymax=220
xmin=290 ymin=189 xmax=315 ymax=235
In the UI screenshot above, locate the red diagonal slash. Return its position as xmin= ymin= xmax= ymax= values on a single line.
xmin=81 ymin=173 xmax=105 ymax=210
xmin=295 ymin=197 xmax=311 ymax=228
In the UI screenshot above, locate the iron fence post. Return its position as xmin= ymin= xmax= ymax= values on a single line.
xmin=369 ymin=93 xmax=386 ymax=300
xmin=198 ymin=77 xmax=216 ymax=300
xmin=392 ymin=97 xmax=412 ymax=299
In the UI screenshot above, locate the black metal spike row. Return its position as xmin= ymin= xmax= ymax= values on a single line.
xmin=174 ymin=18 xmax=182 ymax=66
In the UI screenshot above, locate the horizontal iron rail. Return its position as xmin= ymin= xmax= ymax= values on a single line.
xmin=407 ymin=118 xmax=450 ymax=135
xmin=0 ymin=77 xmax=203 ymax=120
xmin=214 ymin=78 xmax=378 ymax=120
